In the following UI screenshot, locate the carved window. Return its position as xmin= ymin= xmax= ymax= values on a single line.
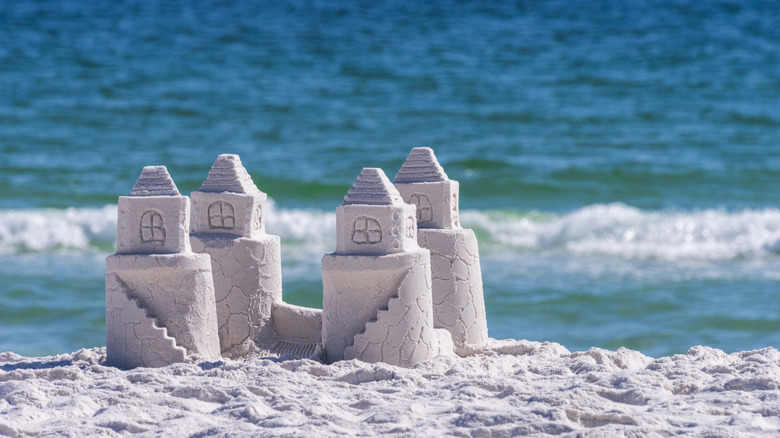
xmin=409 ymin=194 xmax=433 ymax=225
xmin=140 ymin=210 xmax=165 ymax=243
xmin=352 ymin=216 xmax=382 ymax=244
xmin=208 ymin=201 xmax=235 ymax=229
xmin=405 ymin=216 xmax=416 ymax=238
xmin=253 ymin=205 xmax=263 ymax=231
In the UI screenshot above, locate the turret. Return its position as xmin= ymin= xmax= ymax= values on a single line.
xmin=190 ymin=154 xmax=267 ymax=239
xmin=116 ymin=166 xmax=190 ymax=254
xmin=106 ymin=166 xmax=221 ymax=368
xmin=335 ymin=168 xmax=419 ymax=255
xmin=393 ymin=147 xmax=460 ymax=229
xmin=322 ymin=167 xmax=454 ymax=367
xmin=393 ymin=148 xmax=489 ymax=350
xmin=189 ymin=154 xmax=326 ymax=358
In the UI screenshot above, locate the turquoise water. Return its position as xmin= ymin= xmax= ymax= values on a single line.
xmin=1 ymin=0 xmax=780 ymax=357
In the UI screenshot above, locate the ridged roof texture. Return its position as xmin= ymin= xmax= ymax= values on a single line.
xmin=198 ymin=154 xmax=260 ymax=194
xmin=342 ymin=168 xmax=404 ymax=206
xmin=130 ymin=166 xmax=181 ymax=196
xmin=393 ymin=147 xmax=449 ymax=183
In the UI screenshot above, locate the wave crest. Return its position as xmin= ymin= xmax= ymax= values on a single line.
xmin=3 ymin=202 xmax=780 ymax=261
xmin=0 ymin=205 xmax=117 ymax=254
xmin=464 ymin=203 xmax=780 ymax=260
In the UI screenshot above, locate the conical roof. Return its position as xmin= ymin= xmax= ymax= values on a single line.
xmin=130 ymin=166 xmax=181 ymax=196
xmin=197 ymin=154 xmax=260 ymax=194
xmin=393 ymin=147 xmax=448 ymax=183
xmin=342 ymin=168 xmax=404 ymax=205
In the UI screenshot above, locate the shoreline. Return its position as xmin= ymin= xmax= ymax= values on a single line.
xmin=2 ymin=339 xmax=779 ymax=436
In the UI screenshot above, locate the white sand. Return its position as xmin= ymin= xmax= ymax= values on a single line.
xmin=1 ymin=339 xmax=779 ymax=437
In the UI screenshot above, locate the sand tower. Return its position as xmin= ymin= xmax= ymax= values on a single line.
xmin=393 ymin=148 xmax=488 ymax=350
xmin=105 ymin=166 xmax=221 ymax=368
xmin=190 ymin=154 xmax=322 ymax=357
xmin=321 ymin=168 xmax=453 ymax=366
xmin=189 ymin=154 xmax=281 ymax=354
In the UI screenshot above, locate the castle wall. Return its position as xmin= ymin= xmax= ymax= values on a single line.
xmin=105 ymin=281 xmax=187 ymax=369
xmin=418 ymin=228 xmax=488 ymax=348
xmin=322 ymin=249 xmax=452 ymax=366
xmin=343 ymin=253 xmax=448 ymax=366
xmin=106 ymin=253 xmax=221 ymax=363
xmin=273 ymin=303 xmax=322 ymax=344
xmin=322 ymin=250 xmax=431 ymax=363
xmin=190 ymin=234 xmax=282 ymax=354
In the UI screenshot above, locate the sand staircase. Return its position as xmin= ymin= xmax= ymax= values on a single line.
xmin=344 ymin=263 xmax=448 ymax=366
xmin=344 ymin=293 xmax=409 ymax=364
xmin=107 ymin=279 xmax=187 ymax=368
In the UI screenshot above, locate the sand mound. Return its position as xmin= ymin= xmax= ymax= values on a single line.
xmin=2 ymin=340 xmax=779 ymax=436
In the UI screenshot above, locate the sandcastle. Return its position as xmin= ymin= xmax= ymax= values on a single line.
xmin=321 ymin=167 xmax=453 ymax=366
xmin=188 ymin=155 xmax=321 ymax=358
xmin=105 ymin=148 xmax=488 ymax=368
xmin=105 ymin=167 xmax=221 ymax=368
xmin=393 ymin=148 xmax=488 ymax=350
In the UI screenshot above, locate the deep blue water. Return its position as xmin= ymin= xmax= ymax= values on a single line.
xmin=1 ymin=0 xmax=780 ymax=357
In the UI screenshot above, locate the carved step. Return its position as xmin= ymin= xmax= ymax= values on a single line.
xmin=124 ymin=293 xmax=186 ymax=355
xmin=350 ymin=301 xmax=392 ymax=340
xmin=363 ymin=306 xmax=388 ymax=326
xmin=107 ymin=278 xmax=188 ymax=368
xmin=346 ymin=295 xmax=409 ymax=363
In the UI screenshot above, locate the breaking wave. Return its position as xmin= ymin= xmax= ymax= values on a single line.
xmin=3 ymin=202 xmax=780 ymax=261
xmin=463 ymin=203 xmax=780 ymax=260
xmin=0 ymin=205 xmax=117 ymax=254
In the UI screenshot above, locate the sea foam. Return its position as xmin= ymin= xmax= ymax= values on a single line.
xmin=0 ymin=205 xmax=116 ymax=254
xmin=463 ymin=203 xmax=780 ymax=260
xmin=3 ymin=202 xmax=780 ymax=261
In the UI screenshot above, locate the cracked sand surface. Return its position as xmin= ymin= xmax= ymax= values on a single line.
xmin=419 ymin=228 xmax=488 ymax=348
xmin=106 ymin=253 xmax=221 ymax=368
xmin=191 ymin=235 xmax=282 ymax=354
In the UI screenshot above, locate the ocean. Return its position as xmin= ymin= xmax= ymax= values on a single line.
xmin=1 ymin=0 xmax=779 ymax=358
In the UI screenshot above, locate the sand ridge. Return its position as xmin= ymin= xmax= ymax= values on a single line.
xmin=2 ymin=339 xmax=779 ymax=436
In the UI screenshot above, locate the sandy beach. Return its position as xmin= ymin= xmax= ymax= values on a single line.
xmin=3 ymin=2 xmax=780 ymax=436
xmin=2 ymin=339 xmax=779 ymax=437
